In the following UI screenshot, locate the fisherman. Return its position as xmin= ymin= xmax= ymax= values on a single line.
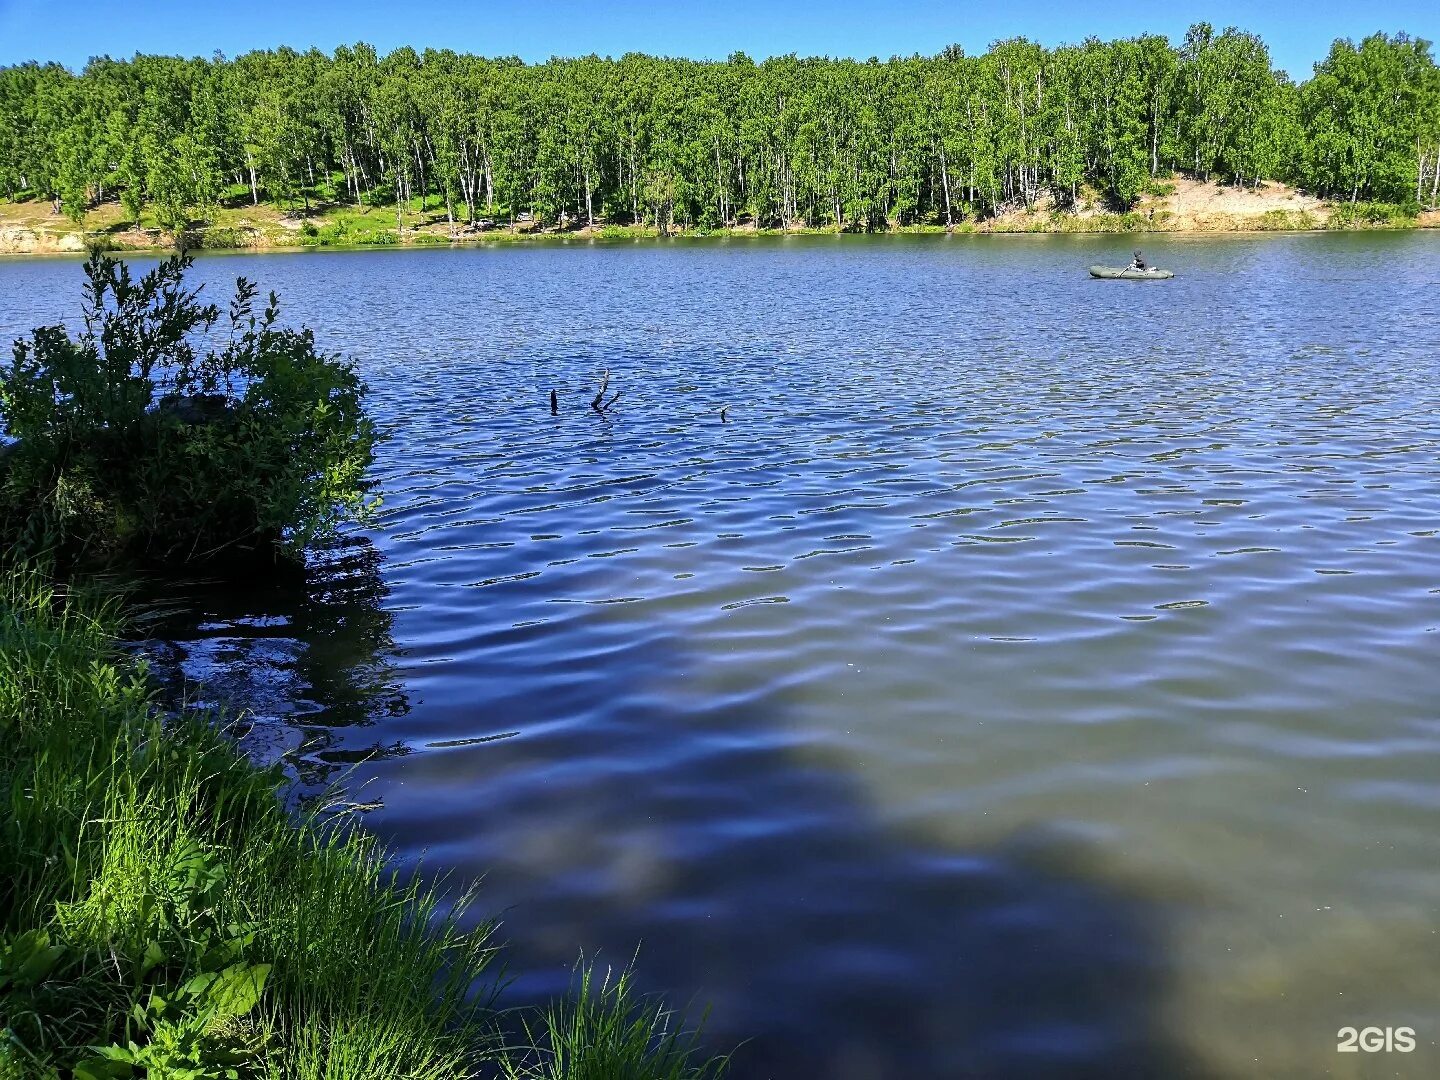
xmin=1129 ymin=249 xmax=1148 ymax=270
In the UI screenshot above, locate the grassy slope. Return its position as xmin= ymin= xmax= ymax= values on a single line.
xmin=0 ymin=569 xmax=497 ymax=1078
xmin=0 ymin=569 xmax=727 ymax=1079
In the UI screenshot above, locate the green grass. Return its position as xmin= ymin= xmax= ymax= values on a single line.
xmin=1325 ymin=201 xmax=1419 ymax=228
xmin=986 ymin=211 xmax=1154 ymax=234
xmin=1251 ymin=209 xmax=1324 ymax=231
xmin=497 ymin=961 xmax=728 ymax=1080
xmin=0 ymin=566 xmax=731 ymax=1079
xmin=0 ymin=567 xmax=496 ymax=1077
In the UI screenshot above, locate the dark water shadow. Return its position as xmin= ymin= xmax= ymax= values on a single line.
xmin=116 ymin=533 xmax=1214 ymax=1077
xmin=124 ymin=536 xmax=412 ymax=788
xmin=364 ymin=625 xmax=1217 ymax=1080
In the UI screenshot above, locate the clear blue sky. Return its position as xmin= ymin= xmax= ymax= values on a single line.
xmin=0 ymin=0 xmax=1435 ymax=81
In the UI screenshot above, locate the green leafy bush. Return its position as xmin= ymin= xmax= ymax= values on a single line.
xmin=297 ymin=221 xmax=399 ymax=247
xmin=351 ymin=228 xmax=398 ymax=246
xmin=0 ymin=253 xmax=376 ymax=567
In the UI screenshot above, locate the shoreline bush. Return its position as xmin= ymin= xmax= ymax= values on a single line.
xmin=0 ymin=254 xmax=377 ymax=569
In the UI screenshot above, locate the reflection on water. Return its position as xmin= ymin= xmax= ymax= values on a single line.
xmin=128 ymin=537 xmax=412 ymax=786
xmin=380 ymin=625 xmax=1200 ymax=1079
xmin=3 ymin=233 xmax=1439 ymax=1077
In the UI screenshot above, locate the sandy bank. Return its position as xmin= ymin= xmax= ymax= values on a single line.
xmin=0 ymin=179 xmax=1432 ymax=255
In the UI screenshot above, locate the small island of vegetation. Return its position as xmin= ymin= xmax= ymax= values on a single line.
xmin=1 ymin=25 xmax=1438 ymax=253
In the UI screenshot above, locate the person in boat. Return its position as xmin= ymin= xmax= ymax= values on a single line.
xmin=1129 ymin=250 xmax=1148 ymax=270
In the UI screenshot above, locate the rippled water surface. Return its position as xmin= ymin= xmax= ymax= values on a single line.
xmin=4 ymin=233 xmax=1440 ymax=1078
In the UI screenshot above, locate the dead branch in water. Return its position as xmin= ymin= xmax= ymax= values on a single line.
xmin=591 ymin=370 xmax=611 ymax=413
xmin=591 ymin=370 xmax=623 ymax=415
xmin=555 ymin=372 xmax=727 ymax=423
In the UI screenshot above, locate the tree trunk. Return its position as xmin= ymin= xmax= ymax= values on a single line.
xmin=714 ymin=137 xmax=726 ymax=225
xmin=632 ymin=148 xmax=640 ymax=225
xmin=938 ymin=140 xmax=953 ymax=227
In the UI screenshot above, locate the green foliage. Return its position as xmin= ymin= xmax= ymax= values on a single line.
xmin=69 ymin=929 xmax=273 ymax=1080
xmin=596 ymin=223 xmax=654 ymax=239
xmin=498 ymin=959 xmax=729 ymax=1080
xmin=297 ymin=219 xmax=399 ymax=247
xmin=1253 ymin=208 xmax=1322 ymax=230
xmin=1301 ymin=34 xmax=1440 ymax=204
xmin=190 ymin=227 xmax=254 ymax=250
xmin=0 ymin=253 xmax=376 ymax=566
xmin=1325 ymin=200 xmax=1419 ymax=227
xmin=985 ymin=211 xmax=1151 ymax=234
xmin=0 ymin=569 xmax=496 ymax=1079
xmin=1 ymin=27 xmax=1435 ymax=228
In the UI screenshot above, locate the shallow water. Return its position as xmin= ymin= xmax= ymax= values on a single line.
xmin=4 ymin=233 xmax=1440 ymax=1078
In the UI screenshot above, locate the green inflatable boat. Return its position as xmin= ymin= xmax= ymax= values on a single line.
xmin=1089 ymin=264 xmax=1175 ymax=280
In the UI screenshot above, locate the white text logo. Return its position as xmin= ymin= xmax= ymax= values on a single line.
xmin=1337 ymin=1027 xmax=1416 ymax=1053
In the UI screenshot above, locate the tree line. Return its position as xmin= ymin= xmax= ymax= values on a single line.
xmin=2 ymin=25 xmax=1438 ymax=233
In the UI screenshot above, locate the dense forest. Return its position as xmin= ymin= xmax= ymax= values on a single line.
xmin=2 ymin=25 xmax=1438 ymax=233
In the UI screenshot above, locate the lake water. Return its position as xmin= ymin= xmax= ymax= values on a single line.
xmin=3 ymin=233 xmax=1439 ymax=1078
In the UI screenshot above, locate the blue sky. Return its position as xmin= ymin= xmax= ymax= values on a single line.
xmin=0 ymin=0 xmax=1435 ymax=81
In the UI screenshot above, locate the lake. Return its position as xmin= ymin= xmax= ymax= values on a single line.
xmin=3 ymin=232 xmax=1439 ymax=1078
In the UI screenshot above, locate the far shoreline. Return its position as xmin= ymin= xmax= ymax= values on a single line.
xmin=3 ymin=176 xmax=1436 ymax=257
xmin=1 ymin=218 xmax=1436 ymax=260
